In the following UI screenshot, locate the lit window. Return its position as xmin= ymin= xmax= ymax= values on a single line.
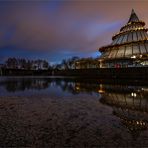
xmin=125 ymin=46 xmax=132 ymax=57
xmin=133 ymin=45 xmax=140 ymax=54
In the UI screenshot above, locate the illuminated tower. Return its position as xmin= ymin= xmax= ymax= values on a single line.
xmin=98 ymin=9 xmax=148 ymax=68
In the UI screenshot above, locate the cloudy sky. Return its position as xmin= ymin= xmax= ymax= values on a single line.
xmin=0 ymin=0 xmax=148 ymax=64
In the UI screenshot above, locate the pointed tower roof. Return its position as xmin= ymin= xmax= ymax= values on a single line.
xmin=128 ymin=9 xmax=139 ymax=23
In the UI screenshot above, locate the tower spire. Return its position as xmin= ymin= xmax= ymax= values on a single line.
xmin=131 ymin=9 xmax=135 ymax=14
xmin=128 ymin=9 xmax=139 ymax=23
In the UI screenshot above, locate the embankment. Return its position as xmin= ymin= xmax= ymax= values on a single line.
xmin=1 ymin=67 xmax=148 ymax=80
xmin=54 ymin=67 xmax=148 ymax=80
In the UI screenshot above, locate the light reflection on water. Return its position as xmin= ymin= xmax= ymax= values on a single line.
xmin=0 ymin=77 xmax=102 ymax=97
xmin=100 ymin=84 xmax=148 ymax=140
xmin=0 ymin=77 xmax=148 ymax=146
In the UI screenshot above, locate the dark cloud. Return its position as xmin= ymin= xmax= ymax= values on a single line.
xmin=0 ymin=1 xmax=148 ymax=63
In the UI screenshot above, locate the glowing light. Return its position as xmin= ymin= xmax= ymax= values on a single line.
xmin=131 ymin=55 xmax=136 ymax=59
xmin=131 ymin=92 xmax=137 ymax=97
xmin=98 ymin=89 xmax=105 ymax=93
xmin=76 ymin=86 xmax=80 ymax=90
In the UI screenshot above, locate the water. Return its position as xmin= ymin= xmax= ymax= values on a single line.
xmin=0 ymin=77 xmax=101 ymax=97
xmin=0 ymin=76 xmax=148 ymax=147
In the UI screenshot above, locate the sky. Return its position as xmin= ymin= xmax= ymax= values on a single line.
xmin=0 ymin=0 xmax=148 ymax=64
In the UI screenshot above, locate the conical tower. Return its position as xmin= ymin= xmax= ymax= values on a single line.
xmin=99 ymin=9 xmax=148 ymax=68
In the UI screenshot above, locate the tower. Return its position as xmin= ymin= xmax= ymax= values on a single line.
xmin=99 ymin=9 xmax=148 ymax=68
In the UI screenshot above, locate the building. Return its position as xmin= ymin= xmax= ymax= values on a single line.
xmin=75 ymin=58 xmax=99 ymax=69
xmin=98 ymin=9 xmax=148 ymax=68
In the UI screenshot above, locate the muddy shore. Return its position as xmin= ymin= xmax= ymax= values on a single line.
xmin=0 ymin=95 xmax=148 ymax=147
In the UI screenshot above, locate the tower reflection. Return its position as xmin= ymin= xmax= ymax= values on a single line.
xmin=99 ymin=84 xmax=148 ymax=139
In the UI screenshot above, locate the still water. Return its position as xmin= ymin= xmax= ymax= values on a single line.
xmin=0 ymin=77 xmax=148 ymax=147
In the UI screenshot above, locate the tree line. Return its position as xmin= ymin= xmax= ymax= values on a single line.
xmin=2 ymin=56 xmax=99 ymax=70
xmin=4 ymin=58 xmax=49 ymax=70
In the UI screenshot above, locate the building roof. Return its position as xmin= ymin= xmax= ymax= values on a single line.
xmin=128 ymin=9 xmax=139 ymax=23
xmin=99 ymin=10 xmax=148 ymax=60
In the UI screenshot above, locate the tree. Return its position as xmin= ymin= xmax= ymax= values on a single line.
xmin=60 ymin=56 xmax=80 ymax=70
xmin=61 ymin=59 xmax=69 ymax=70
xmin=26 ymin=60 xmax=32 ymax=70
xmin=69 ymin=56 xmax=79 ymax=69
xmin=43 ymin=60 xmax=49 ymax=70
xmin=18 ymin=58 xmax=27 ymax=69
xmin=5 ymin=58 xmax=18 ymax=69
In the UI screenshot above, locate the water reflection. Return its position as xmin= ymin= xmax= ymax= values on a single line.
xmin=0 ymin=78 xmax=49 ymax=92
xmin=0 ymin=78 xmax=148 ymax=123
xmin=0 ymin=77 xmax=148 ymax=145
xmin=0 ymin=77 xmax=101 ymax=95
xmin=99 ymin=84 xmax=148 ymax=139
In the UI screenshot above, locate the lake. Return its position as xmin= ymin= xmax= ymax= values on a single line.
xmin=0 ymin=77 xmax=148 ymax=147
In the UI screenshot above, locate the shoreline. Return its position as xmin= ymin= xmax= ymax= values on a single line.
xmin=1 ymin=67 xmax=148 ymax=80
xmin=0 ymin=95 xmax=148 ymax=147
xmin=0 ymin=75 xmax=148 ymax=86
